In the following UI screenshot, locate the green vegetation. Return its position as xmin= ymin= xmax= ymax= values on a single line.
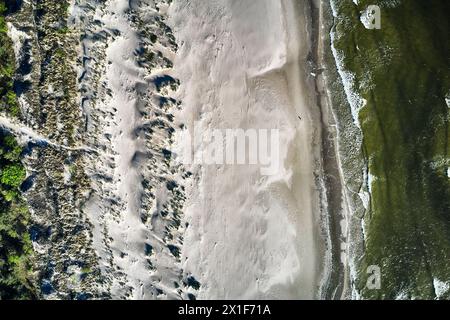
xmin=331 ymin=0 xmax=450 ymax=298
xmin=1 ymin=164 xmax=25 ymax=188
xmin=0 ymin=1 xmax=35 ymax=299
xmin=0 ymin=131 xmax=36 ymax=299
xmin=34 ymin=0 xmax=79 ymax=145
xmin=0 ymin=1 xmax=20 ymax=117
xmin=57 ymin=26 xmax=69 ymax=34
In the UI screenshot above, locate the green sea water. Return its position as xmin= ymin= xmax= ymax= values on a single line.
xmin=330 ymin=0 xmax=450 ymax=299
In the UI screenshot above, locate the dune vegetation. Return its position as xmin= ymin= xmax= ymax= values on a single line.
xmin=0 ymin=0 xmax=36 ymax=299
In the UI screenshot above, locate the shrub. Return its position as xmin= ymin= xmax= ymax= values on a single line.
xmin=1 ymin=164 xmax=25 ymax=188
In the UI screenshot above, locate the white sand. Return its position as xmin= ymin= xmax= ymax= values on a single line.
xmin=71 ymin=0 xmax=186 ymax=299
xmin=170 ymin=0 xmax=323 ymax=299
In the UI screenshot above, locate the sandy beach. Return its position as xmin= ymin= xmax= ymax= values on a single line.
xmin=170 ymin=0 xmax=325 ymax=299
xmin=0 ymin=0 xmax=331 ymax=300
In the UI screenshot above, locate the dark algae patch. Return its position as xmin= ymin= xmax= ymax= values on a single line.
xmin=331 ymin=0 xmax=450 ymax=298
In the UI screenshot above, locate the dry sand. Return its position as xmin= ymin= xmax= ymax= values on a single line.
xmin=170 ymin=0 xmax=325 ymax=299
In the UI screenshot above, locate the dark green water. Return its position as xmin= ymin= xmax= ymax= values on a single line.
xmin=331 ymin=0 xmax=450 ymax=299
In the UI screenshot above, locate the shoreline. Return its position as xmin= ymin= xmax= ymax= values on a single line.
xmin=282 ymin=0 xmax=326 ymax=299
xmin=309 ymin=0 xmax=350 ymax=299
